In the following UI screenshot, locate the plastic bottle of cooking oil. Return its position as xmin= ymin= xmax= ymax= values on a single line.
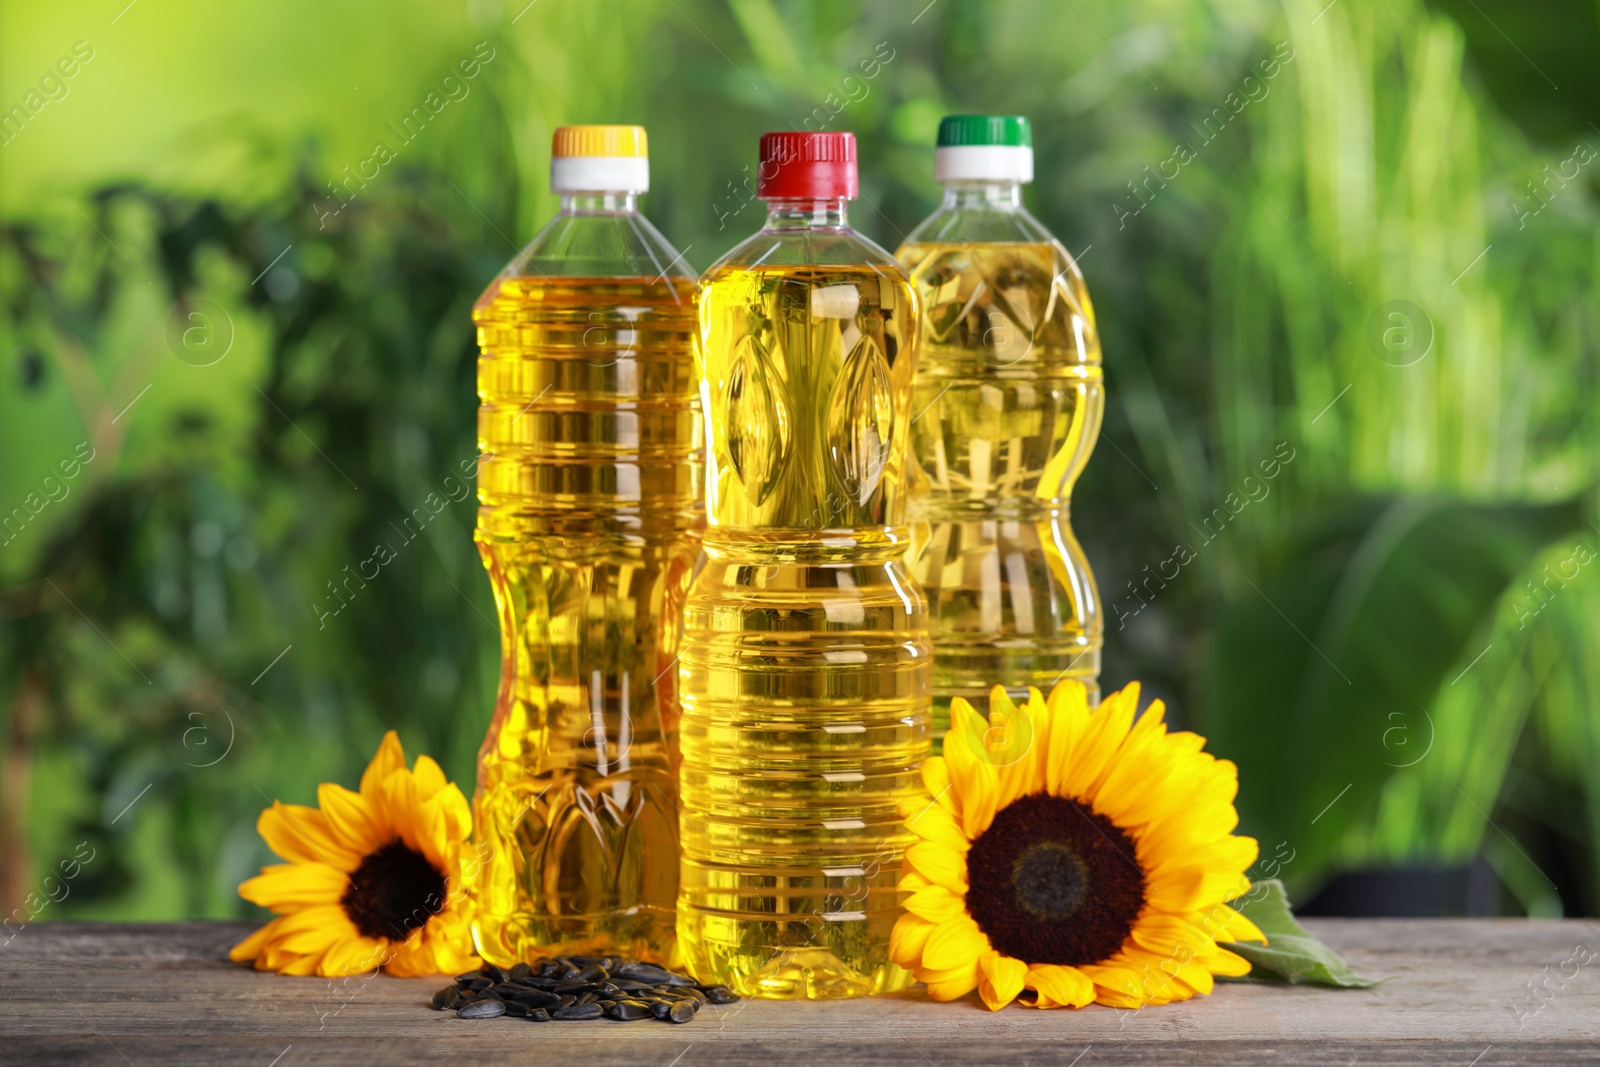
xmin=897 ymin=115 xmax=1104 ymax=748
xmin=677 ymin=132 xmax=930 ymax=999
xmin=470 ymin=125 xmax=700 ymax=966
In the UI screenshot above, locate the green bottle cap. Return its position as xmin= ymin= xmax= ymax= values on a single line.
xmin=936 ymin=115 xmax=1032 ymax=149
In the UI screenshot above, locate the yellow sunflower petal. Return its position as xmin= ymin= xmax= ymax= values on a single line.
xmin=1211 ymin=903 xmax=1267 ymax=944
xmin=1120 ymin=946 xmax=1203 ymax=1004
xmin=359 ymin=731 xmax=406 ymax=799
xmin=1061 ymin=681 xmax=1140 ymax=800
xmin=1043 ymin=680 xmax=1090 ymax=796
xmin=1202 ymin=946 xmax=1254 ymax=977
xmin=1146 ymin=867 xmax=1252 ymax=913
xmin=1129 ymin=913 xmax=1216 ymax=960
xmin=378 ymin=768 xmax=427 ymax=858
xmin=1148 ymin=834 xmax=1259 ymax=878
xmin=889 ymin=914 xmax=937 ymax=969
xmin=904 ymin=841 xmax=967 ymax=893
xmin=904 ymin=799 xmax=970 ymax=853
xmin=229 ymin=916 xmax=286 ymax=963
xmin=386 ymin=924 xmax=464 ymax=977
xmin=985 ymin=688 xmax=1040 ymax=810
xmin=1024 ymin=963 xmax=1095 ymax=1008
xmin=1171 ymin=958 xmax=1215 ymax=996
xmin=274 ymin=903 xmax=361 ymax=955
xmin=1079 ymin=960 xmax=1144 ymax=999
xmin=410 ymin=755 xmax=449 ymax=801
xmin=239 ymin=862 xmax=349 ymax=912
xmin=919 ymin=757 xmax=961 ymax=819
xmin=432 ymin=781 xmax=473 ymax=844
xmin=1134 ymin=796 xmax=1240 ymax=859
xmin=903 ymin=885 xmax=968 ymax=924
xmin=319 ymin=934 xmax=388 ymax=977
xmin=276 ymin=952 xmax=322 ymax=977
xmin=977 ymin=950 xmax=1028 ymax=1011
xmin=922 ymin=914 xmax=990 ymax=971
xmin=258 ymin=802 xmax=362 ymax=871
xmin=317 ymin=782 xmax=387 ymax=856
xmin=944 ymin=699 xmax=1000 ymax=837
xmin=919 ymin=961 xmax=981 ymax=1001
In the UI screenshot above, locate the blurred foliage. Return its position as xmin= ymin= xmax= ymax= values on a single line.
xmin=0 ymin=0 xmax=1596 ymax=922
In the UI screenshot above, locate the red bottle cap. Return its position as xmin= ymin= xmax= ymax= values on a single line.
xmin=757 ymin=132 xmax=859 ymax=200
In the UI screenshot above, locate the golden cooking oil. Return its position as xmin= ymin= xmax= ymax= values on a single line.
xmin=470 ymin=126 xmax=700 ymax=966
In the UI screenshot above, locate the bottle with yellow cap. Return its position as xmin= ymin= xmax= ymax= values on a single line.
xmin=470 ymin=125 xmax=700 ymax=965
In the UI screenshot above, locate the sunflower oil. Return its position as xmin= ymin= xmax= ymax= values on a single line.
xmin=471 ymin=126 xmax=700 ymax=966
xmin=898 ymin=116 xmax=1104 ymax=748
xmin=676 ymin=132 xmax=931 ymax=999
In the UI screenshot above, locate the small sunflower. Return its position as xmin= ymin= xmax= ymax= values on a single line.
xmin=890 ymin=681 xmax=1265 ymax=1010
xmin=229 ymin=731 xmax=480 ymax=977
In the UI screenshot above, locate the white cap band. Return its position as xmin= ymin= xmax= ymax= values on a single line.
xmin=550 ymin=156 xmax=650 ymax=193
xmin=933 ymin=145 xmax=1033 ymax=183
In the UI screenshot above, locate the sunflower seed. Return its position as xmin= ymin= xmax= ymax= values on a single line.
xmin=608 ymin=978 xmax=655 ymax=992
xmin=554 ymin=1003 xmax=604 ymax=1020
xmin=608 ymin=1000 xmax=653 ymax=1021
xmin=459 ymin=999 xmax=507 ymax=1020
xmin=436 ymin=955 xmax=715 ymax=1025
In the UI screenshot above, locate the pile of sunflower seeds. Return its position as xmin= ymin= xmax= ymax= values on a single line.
xmin=432 ymin=956 xmax=739 ymax=1024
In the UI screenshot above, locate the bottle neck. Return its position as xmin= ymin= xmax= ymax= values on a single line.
xmin=763 ymin=198 xmax=850 ymax=230
xmin=940 ymin=181 xmax=1023 ymax=211
xmin=559 ymin=192 xmax=639 ymax=215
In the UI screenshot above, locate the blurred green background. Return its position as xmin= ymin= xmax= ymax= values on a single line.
xmin=2 ymin=0 xmax=1596 ymax=924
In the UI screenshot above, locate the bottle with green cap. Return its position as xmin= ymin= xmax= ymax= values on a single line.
xmin=897 ymin=115 xmax=1104 ymax=747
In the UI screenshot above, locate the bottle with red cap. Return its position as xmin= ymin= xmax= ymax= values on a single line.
xmin=676 ymin=132 xmax=931 ymax=998
xmin=470 ymin=125 xmax=700 ymax=965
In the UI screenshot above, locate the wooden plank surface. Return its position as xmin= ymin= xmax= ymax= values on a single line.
xmin=1 ymin=920 xmax=1596 ymax=1065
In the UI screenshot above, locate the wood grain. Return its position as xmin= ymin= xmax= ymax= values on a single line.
xmin=1 ymin=920 xmax=1597 ymax=1065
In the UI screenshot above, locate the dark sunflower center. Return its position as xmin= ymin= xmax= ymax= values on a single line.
xmin=966 ymin=793 xmax=1146 ymax=966
xmin=340 ymin=839 xmax=447 ymax=942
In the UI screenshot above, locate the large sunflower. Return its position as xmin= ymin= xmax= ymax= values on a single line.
xmin=229 ymin=731 xmax=480 ymax=977
xmin=890 ymin=681 xmax=1264 ymax=1010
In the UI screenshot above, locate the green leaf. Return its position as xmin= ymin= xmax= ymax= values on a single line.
xmin=1221 ymin=880 xmax=1383 ymax=987
xmin=1205 ymin=494 xmax=1585 ymax=889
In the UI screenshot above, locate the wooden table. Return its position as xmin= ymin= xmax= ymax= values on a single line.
xmin=3 ymin=920 xmax=1597 ymax=1065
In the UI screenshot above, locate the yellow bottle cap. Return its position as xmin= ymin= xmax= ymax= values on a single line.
xmin=550 ymin=125 xmax=650 ymax=193
xmin=551 ymin=125 xmax=648 ymax=159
